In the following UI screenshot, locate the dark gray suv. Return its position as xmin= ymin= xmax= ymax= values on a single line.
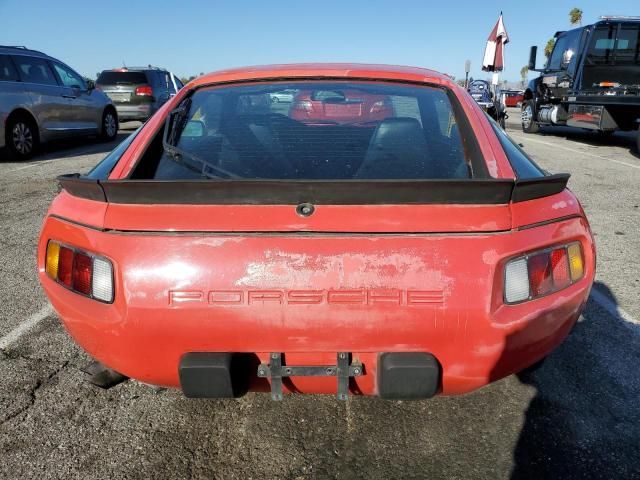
xmin=0 ymin=46 xmax=118 ymax=160
xmin=96 ymin=67 xmax=183 ymax=122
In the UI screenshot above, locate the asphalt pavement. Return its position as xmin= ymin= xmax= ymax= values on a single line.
xmin=0 ymin=112 xmax=639 ymax=479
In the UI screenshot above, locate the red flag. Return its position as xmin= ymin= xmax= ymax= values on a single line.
xmin=482 ymin=13 xmax=509 ymax=72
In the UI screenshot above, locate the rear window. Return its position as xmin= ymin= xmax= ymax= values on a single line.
xmin=611 ymin=25 xmax=640 ymax=64
xmin=586 ymin=24 xmax=640 ymax=65
xmin=97 ymin=71 xmax=148 ymax=85
xmin=135 ymin=81 xmax=480 ymax=180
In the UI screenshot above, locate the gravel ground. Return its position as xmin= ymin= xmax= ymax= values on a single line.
xmin=0 ymin=113 xmax=639 ymax=479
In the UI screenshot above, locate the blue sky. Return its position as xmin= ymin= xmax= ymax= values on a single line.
xmin=1 ymin=0 xmax=638 ymax=82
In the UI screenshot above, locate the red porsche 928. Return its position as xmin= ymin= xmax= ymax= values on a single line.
xmin=38 ymin=64 xmax=595 ymax=401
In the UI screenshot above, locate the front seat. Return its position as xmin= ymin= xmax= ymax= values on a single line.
xmin=355 ymin=117 xmax=431 ymax=179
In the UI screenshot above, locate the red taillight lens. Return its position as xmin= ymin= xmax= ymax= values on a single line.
xmin=72 ymin=251 xmax=93 ymax=295
xmin=57 ymin=246 xmax=74 ymax=287
xmin=550 ymin=248 xmax=571 ymax=289
xmin=528 ymin=252 xmax=553 ymax=297
xmin=135 ymin=85 xmax=153 ymax=96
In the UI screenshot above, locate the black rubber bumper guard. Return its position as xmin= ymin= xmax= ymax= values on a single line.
xmin=257 ymin=352 xmax=363 ymax=401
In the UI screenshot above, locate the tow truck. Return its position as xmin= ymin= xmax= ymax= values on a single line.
xmin=523 ymin=16 xmax=640 ymax=152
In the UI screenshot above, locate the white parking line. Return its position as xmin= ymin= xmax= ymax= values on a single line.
xmin=5 ymin=159 xmax=59 ymax=173
xmin=4 ymin=147 xmax=103 ymax=174
xmin=590 ymin=288 xmax=640 ymax=328
xmin=0 ymin=304 xmax=54 ymax=351
xmin=510 ymin=132 xmax=640 ymax=170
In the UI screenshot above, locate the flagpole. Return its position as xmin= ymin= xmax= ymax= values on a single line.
xmin=493 ymin=10 xmax=504 ymax=96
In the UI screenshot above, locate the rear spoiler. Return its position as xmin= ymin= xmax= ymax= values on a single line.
xmin=57 ymin=173 xmax=570 ymax=205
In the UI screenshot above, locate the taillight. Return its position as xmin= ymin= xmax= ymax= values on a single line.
xmin=57 ymin=246 xmax=74 ymax=288
xmin=45 ymin=241 xmax=114 ymax=303
xmin=504 ymin=242 xmax=585 ymax=304
xmin=550 ymin=248 xmax=570 ymax=289
xmin=92 ymin=257 xmax=114 ymax=303
xmin=72 ymin=251 xmax=93 ymax=296
xmin=135 ymin=85 xmax=153 ymax=96
xmin=567 ymin=243 xmax=584 ymax=281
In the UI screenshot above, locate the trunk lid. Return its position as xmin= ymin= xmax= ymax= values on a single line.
xmin=102 ymin=203 xmax=512 ymax=233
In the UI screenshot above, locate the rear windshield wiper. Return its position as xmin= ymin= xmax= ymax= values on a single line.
xmin=162 ymin=97 xmax=239 ymax=179
xmin=163 ymin=144 xmax=239 ymax=180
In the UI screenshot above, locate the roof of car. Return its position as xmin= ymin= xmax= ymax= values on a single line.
xmin=0 ymin=45 xmax=50 ymax=58
xmin=102 ymin=66 xmax=170 ymax=73
xmin=190 ymin=63 xmax=455 ymax=89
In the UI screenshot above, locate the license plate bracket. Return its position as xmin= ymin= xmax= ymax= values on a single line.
xmin=257 ymin=352 xmax=363 ymax=400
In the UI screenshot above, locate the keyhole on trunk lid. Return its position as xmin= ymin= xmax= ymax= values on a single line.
xmin=296 ymin=203 xmax=315 ymax=217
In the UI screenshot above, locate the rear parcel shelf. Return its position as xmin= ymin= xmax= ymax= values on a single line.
xmin=56 ymin=173 xmax=570 ymax=205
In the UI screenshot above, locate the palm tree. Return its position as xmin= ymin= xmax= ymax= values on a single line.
xmin=544 ymin=38 xmax=556 ymax=58
xmin=520 ymin=66 xmax=529 ymax=87
xmin=569 ymin=8 xmax=583 ymax=26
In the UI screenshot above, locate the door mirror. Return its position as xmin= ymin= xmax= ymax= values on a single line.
xmin=182 ymin=120 xmax=205 ymax=138
xmin=528 ymin=46 xmax=537 ymax=71
xmin=85 ymin=79 xmax=96 ymax=91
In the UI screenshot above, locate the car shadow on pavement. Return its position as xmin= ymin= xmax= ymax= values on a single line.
xmin=503 ymin=281 xmax=640 ymax=479
xmin=537 ymin=126 xmax=640 ymax=158
xmin=0 ymin=130 xmax=134 ymax=164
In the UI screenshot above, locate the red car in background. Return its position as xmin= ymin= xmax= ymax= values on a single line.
xmin=503 ymin=90 xmax=524 ymax=108
xmin=38 ymin=64 xmax=595 ymax=401
xmin=290 ymin=88 xmax=393 ymax=124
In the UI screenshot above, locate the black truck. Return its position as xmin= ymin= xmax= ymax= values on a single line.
xmin=522 ymin=16 xmax=640 ymax=151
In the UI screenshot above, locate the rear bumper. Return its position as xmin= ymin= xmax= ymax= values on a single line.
xmin=43 ymin=277 xmax=588 ymax=397
xmin=114 ymin=104 xmax=153 ymax=121
xmin=38 ymin=216 xmax=594 ymax=398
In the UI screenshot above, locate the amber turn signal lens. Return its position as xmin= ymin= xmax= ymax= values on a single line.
xmin=567 ymin=243 xmax=584 ymax=282
xmin=45 ymin=241 xmax=61 ymax=280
